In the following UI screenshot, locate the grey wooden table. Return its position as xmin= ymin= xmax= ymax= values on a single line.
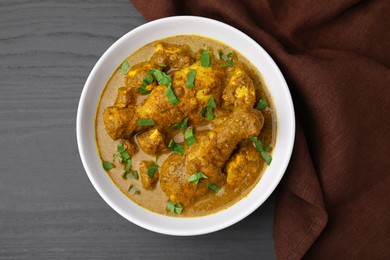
xmin=0 ymin=0 xmax=276 ymax=259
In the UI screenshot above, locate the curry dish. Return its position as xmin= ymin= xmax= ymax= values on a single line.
xmin=95 ymin=35 xmax=276 ymax=217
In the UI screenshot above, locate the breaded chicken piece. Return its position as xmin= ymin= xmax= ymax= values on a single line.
xmin=137 ymin=128 xmax=167 ymax=156
xmin=225 ymin=140 xmax=264 ymax=186
xmin=139 ymin=160 xmax=159 ymax=190
xmin=160 ymin=107 xmax=264 ymax=206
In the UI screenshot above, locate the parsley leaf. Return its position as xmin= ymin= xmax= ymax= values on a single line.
xmin=255 ymin=98 xmax=268 ymax=110
xmin=188 ymin=172 xmax=208 ymax=185
xmin=138 ymin=118 xmax=155 ymax=127
xmin=172 ymin=118 xmax=188 ymax=131
xmin=149 ymin=68 xmax=172 ymax=87
xmin=184 ymin=126 xmax=196 ymax=146
xmin=147 ymin=163 xmax=158 ymax=178
xmin=102 ymin=161 xmax=114 ymax=171
xmin=166 ymin=201 xmax=184 ymax=214
xmin=250 ymin=136 xmax=272 ymax=165
xmin=208 ymin=183 xmax=221 ymax=192
xmin=200 ymin=96 xmax=217 ymax=121
xmin=200 ymin=50 xmax=211 ymax=67
xmin=186 ymin=69 xmax=196 ymax=88
xmin=227 ymin=52 xmax=234 ymax=59
xmin=137 ymin=75 xmax=153 ymax=95
xmin=218 ymin=51 xmax=234 ymax=67
xmin=124 ymin=158 xmax=131 ymax=172
xmin=131 ymin=170 xmax=139 ymax=179
xmin=119 ymin=60 xmax=130 ymax=75
xmin=218 ymin=50 xmax=225 ymax=60
xmin=168 ymin=139 xmax=185 ymax=155
xmin=166 ymin=86 xmax=179 ymax=105
xmin=261 ymin=151 xmax=272 ymax=165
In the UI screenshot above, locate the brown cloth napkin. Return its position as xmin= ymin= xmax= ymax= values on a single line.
xmin=130 ymin=0 xmax=390 ymax=258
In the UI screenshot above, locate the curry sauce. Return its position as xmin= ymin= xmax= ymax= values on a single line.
xmin=95 ymin=35 xmax=276 ymax=217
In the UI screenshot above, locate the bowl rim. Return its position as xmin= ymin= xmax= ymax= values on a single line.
xmin=77 ymin=15 xmax=295 ymax=236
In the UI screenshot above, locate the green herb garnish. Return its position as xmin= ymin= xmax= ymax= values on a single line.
xmin=148 ymin=68 xmax=178 ymax=104
xmin=128 ymin=185 xmax=140 ymax=195
xmin=172 ymin=118 xmax=188 ymax=131
xmin=121 ymin=150 xmax=130 ymax=161
xmin=186 ymin=69 xmax=196 ymax=88
xmin=119 ymin=60 xmax=130 ymax=75
xmin=188 ymin=172 xmax=208 ymax=185
xmin=218 ymin=50 xmax=224 ymax=60
xmin=113 ymin=143 xmax=130 ymax=163
xmin=250 ymin=136 xmax=272 ymax=165
xmin=184 ymin=126 xmax=196 ymax=146
xmin=208 ymin=183 xmax=221 ymax=192
xmin=102 ymin=161 xmax=114 ymax=171
xmin=148 ymin=68 xmax=172 ymax=87
xmin=168 ymin=140 xmax=184 ymax=155
xmin=200 ymin=96 xmax=217 ymax=121
xmin=166 ymin=86 xmax=179 ymax=105
xmin=114 ymin=143 xmax=132 ymax=177
xmin=124 ymin=158 xmax=131 ymax=172
xmin=159 ymin=63 xmax=167 ymax=67
xmin=147 ymin=163 xmax=158 ymax=179
xmin=200 ymin=50 xmax=211 ymax=67
xmin=137 ymin=75 xmax=153 ymax=95
xmin=227 ymin=59 xmax=234 ymax=67
xmin=121 ymin=171 xmax=129 ymax=179
xmin=255 ymin=98 xmax=268 ymax=110
xmin=131 ymin=170 xmax=139 ymax=179
xmin=166 ymin=201 xmax=184 ymax=214
xmin=218 ymin=51 xmax=234 ymax=67
xmin=138 ymin=118 xmax=155 ymax=127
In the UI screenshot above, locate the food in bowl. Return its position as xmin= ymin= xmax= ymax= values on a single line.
xmin=95 ymin=35 xmax=277 ymax=217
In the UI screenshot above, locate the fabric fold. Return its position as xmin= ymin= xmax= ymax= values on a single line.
xmin=130 ymin=0 xmax=390 ymax=258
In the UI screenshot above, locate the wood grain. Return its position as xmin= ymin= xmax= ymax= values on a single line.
xmin=0 ymin=0 xmax=276 ymax=259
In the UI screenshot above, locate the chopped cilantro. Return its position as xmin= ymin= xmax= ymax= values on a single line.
xmin=119 ymin=60 xmax=130 ymax=75
xmin=102 ymin=161 xmax=114 ymax=171
xmin=186 ymin=69 xmax=196 ymax=88
xmin=168 ymin=140 xmax=184 ymax=156
xmin=188 ymin=172 xmax=208 ymax=185
xmin=147 ymin=163 xmax=158 ymax=178
xmin=200 ymin=96 xmax=217 ymax=121
xmin=200 ymin=50 xmax=211 ymax=67
xmin=184 ymin=126 xmax=196 ymax=146
xmin=172 ymin=118 xmax=188 ymax=131
xmin=138 ymin=118 xmax=155 ymax=127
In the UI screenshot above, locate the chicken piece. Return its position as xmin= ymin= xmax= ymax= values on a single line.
xmin=121 ymin=138 xmax=138 ymax=157
xmin=139 ymin=160 xmax=159 ymax=190
xmin=171 ymin=60 xmax=226 ymax=125
xmin=125 ymin=62 xmax=153 ymax=89
xmin=225 ymin=140 xmax=264 ymax=187
xmin=149 ymin=42 xmax=194 ymax=69
xmin=137 ymin=128 xmax=167 ymax=156
xmin=222 ymin=64 xmax=256 ymax=108
xmin=187 ymin=107 xmax=263 ymax=169
xmin=160 ymin=107 xmax=264 ymax=207
xmin=160 ymin=153 xmax=223 ymax=206
xmin=103 ymin=105 xmax=138 ymax=140
xmin=136 ymin=85 xmax=186 ymax=129
xmin=114 ymin=87 xmax=134 ymax=107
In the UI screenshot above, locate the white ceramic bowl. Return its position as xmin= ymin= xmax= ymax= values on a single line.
xmin=77 ymin=16 xmax=295 ymax=235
